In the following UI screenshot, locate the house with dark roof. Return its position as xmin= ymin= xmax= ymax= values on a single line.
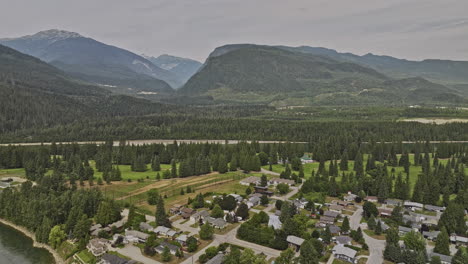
xmin=206 ymin=253 xmax=225 ymax=264
xmin=425 ymin=205 xmax=446 ymax=212
xmin=101 ymin=253 xmax=134 ymax=264
xmin=139 ymin=222 xmax=153 ymax=232
xmin=335 ymin=236 xmax=352 ymax=245
xmin=423 ymin=231 xmax=440 ymax=241
xmin=428 ymin=252 xmax=452 ymax=264
xmin=329 ymin=225 xmax=341 ymax=235
xmin=180 ymin=207 xmax=195 ymax=219
xmin=324 ymin=210 xmax=340 ymax=219
xmin=398 ymin=226 xmax=413 ymax=235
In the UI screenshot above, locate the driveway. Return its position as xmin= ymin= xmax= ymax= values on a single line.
xmin=260 ymin=168 xmax=280 ymax=176
xmin=116 ymin=244 xmax=162 ymax=264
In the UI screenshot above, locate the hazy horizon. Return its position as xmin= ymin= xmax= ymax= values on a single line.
xmin=1 ymin=0 xmax=467 ymax=62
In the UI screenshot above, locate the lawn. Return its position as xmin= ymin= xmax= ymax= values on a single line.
xmin=76 ymin=249 xmax=96 ymax=264
xmin=88 ymin=160 xmax=172 ymax=181
xmin=0 ymin=168 xmax=26 ymax=178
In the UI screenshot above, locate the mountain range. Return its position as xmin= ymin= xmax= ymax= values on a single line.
xmin=0 ymin=29 xmax=201 ymax=98
xmin=180 ymin=44 xmax=467 ymax=106
xmin=1 ymin=29 xmax=467 ymax=107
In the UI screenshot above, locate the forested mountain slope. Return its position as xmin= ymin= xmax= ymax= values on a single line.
xmin=0 ymin=29 xmax=177 ymax=95
xmin=180 ymin=45 xmax=465 ymax=106
xmin=0 ymin=44 xmax=177 ymax=133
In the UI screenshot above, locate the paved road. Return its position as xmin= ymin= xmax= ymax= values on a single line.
xmin=350 ymin=207 xmax=385 ymax=264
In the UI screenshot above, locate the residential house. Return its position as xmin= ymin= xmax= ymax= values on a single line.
xmin=180 ymin=207 xmax=195 ymax=219
xmin=268 ymin=215 xmax=282 ymax=230
xmin=204 ymin=217 xmax=227 ymax=229
xmin=125 ymin=230 xmax=149 ymax=243
xmin=87 ymin=238 xmax=108 ymax=257
xmin=139 ymin=222 xmax=153 ymax=232
xmin=398 ymin=226 xmax=413 ymax=236
xmin=190 ymin=210 xmax=210 ymax=223
xmin=333 ymin=244 xmax=357 ymax=263
xmin=385 ymin=199 xmax=402 ymax=206
xmin=318 ymin=216 xmax=335 ymax=226
xmin=335 ymin=236 xmax=352 ymax=245
xmin=170 ymin=204 xmax=183 ymax=215
xmin=329 ymin=204 xmax=344 ymax=213
xmin=247 ymin=196 xmax=261 ymax=208
xmin=240 ymin=176 xmax=261 ymax=186
xmin=365 ymin=196 xmax=378 ymax=203
xmin=90 ymin=224 xmax=102 ymax=236
xmin=450 ymin=234 xmax=468 ymax=245
xmin=287 ymin=235 xmax=305 ymax=251
xmin=343 ymin=193 xmax=357 ymax=202
xmin=428 ymin=252 xmax=452 ymax=264
xmin=206 ymin=253 xmax=225 ymax=264
xmin=425 ymin=205 xmax=446 ymax=212
xmin=380 ymin=221 xmax=390 ymax=232
xmin=300 ymin=155 xmax=314 ymax=164
xmin=229 ymin=194 xmax=243 ymax=203
xmin=329 ymin=225 xmax=341 ymax=235
xmin=423 ymin=231 xmax=440 ymax=241
xmin=155 ymin=242 xmax=180 ymax=255
xmin=175 ymin=234 xmax=189 ymax=246
xmin=109 ymin=219 xmax=126 ymax=229
xmin=378 ymin=209 xmax=393 ymax=218
xmin=253 ymin=186 xmax=273 ymax=196
xmin=404 ymin=201 xmax=424 ymax=210
xmin=324 ymin=210 xmax=340 ymax=219
xmin=293 ymin=198 xmax=308 ymax=209
xmin=101 ymin=253 xmax=133 ymax=264
xmin=269 ymin=178 xmax=295 ymax=186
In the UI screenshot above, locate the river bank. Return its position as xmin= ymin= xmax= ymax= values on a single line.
xmin=0 ymin=218 xmax=64 ymax=264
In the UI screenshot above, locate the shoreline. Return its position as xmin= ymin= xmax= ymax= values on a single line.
xmin=0 ymin=218 xmax=64 ymax=264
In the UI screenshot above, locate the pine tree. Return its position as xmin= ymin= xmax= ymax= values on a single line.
xmin=340 ymin=150 xmax=349 ymax=171
xmin=155 ymin=195 xmax=170 ymax=227
xmin=434 ymin=227 xmax=450 ymax=255
xmin=151 ymin=155 xmax=161 ymax=171
xmin=171 ymin=159 xmax=177 ymax=178
xmin=342 ymin=216 xmax=350 ymax=234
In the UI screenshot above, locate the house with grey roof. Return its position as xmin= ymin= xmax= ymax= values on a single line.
xmin=206 ymin=253 xmax=225 ymax=264
xmin=385 ymin=199 xmax=402 ymax=206
xmin=398 ymin=226 xmax=413 ymax=235
xmin=287 ymin=235 xmax=305 ymax=251
xmin=425 ymin=205 xmax=446 ymax=212
xmin=268 ymin=215 xmax=282 ymax=230
xmin=333 ymin=244 xmax=357 ymax=263
xmin=139 ymin=222 xmax=153 ymax=232
xmin=423 ymin=231 xmax=440 ymax=241
xmin=125 ymin=230 xmax=149 ymax=243
xmin=247 ymin=196 xmax=261 ymax=208
xmin=428 ymin=252 xmax=452 ymax=264
xmin=329 ymin=225 xmax=341 ymax=235
xmin=204 ymin=217 xmax=227 ymax=229
xmin=240 ymin=176 xmax=261 ymax=186
xmin=101 ymin=253 xmax=134 ymax=264
xmin=87 ymin=238 xmax=109 ymax=257
xmin=344 ymin=193 xmax=357 ymax=202
xmin=155 ymin=242 xmax=180 ymax=255
xmin=190 ymin=210 xmax=210 ymax=223
xmin=324 ymin=210 xmax=340 ymax=218
xmin=335 ymin=236 xmax=352 ymax=245
xmin=404 ymin=201 xmax=424 ymax=210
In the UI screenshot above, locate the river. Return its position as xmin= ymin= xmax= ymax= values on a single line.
xmin=0 ymin=222 xmax=55 ymax=264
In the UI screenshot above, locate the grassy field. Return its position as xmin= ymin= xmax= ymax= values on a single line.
xmin=0 ymin=168 xmax=26 ymax=178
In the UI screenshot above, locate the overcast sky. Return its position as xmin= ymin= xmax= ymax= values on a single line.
xmin=1 ymin=0 xmax=467 ymax=62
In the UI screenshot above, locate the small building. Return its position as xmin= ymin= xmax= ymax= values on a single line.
xmin=125 ymin=230 xmax=149 ymax=243
xmin=269 ymin=178 xmax=295 ymax=186
xmin=385 ymin=199 xmax=402 ymax=206
xmin=428 ymin=252 xmax=453 ymax=264
xmin=380 ymin=221 xmax=390 ymax=232
xmin=293 ymin=198 xmax=308 ymax=209
xmin=87 ymin=238 xmax=109 ymax=257
xmin=268 ymin=215 xmax=282 ymax=230
xmin=139 ymin=222 xmax=153 ymax=232
xmin=332 ymin=244 xmax=357 ymax=263
xmin=287 ymin=235 xmax=305 ymax=251
xmin=180 ymin=207 xmax=195 ymax=219
xmin=240 ymin=176 xmax=261 ymax=186
xmin=190 ymin=210 xmax=210 ymax=223
xmin=155 ymin=242 xmax=180 ymax=255
xmin=101 ymin=253 xmax=133 ymax=264
xmin=109 ymin=219 xmax=126 ymax=229
xmin=365 ymin=196 xmax=378 ymax=203
xmin=335 ymin=236 xmax=352 ymax=245
xmin=300 ymin=155 xmax=314 ymax=164
xmin=425 ymin=205 xmax=446 ymax=212
xmin=423 ymin=231 xmax=440 ymax=241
